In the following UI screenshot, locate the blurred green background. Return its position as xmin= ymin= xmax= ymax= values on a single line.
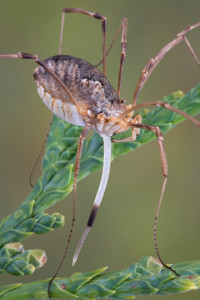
xmin=0 ymin=0 xmax=200 ymax=299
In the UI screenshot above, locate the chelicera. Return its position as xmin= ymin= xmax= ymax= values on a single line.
xmin=1 ymin=7 xmax=200 ymax=299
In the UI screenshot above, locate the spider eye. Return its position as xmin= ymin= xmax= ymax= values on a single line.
xmin=120 ymin=98 xmax=126 ymax=104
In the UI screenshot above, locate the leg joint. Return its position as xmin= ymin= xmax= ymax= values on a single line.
xmin=18 ymin=52 xmax=37 ymax=60
xmin=94 ymin=12 xmax=106 ymax=21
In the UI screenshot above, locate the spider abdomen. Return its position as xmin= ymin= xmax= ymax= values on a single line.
xmin=36 ymin=84 xmax=86 ymax=126
xmin=33 ymin=55 xmax=126 ymax=120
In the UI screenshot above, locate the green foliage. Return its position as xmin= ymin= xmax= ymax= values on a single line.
xmin=0 ymin=243 xmax=46 ymax=276
xmin=0 ymin=84 xmax=200 ymax=297
xmin=1 ymin=256 xmax=200 ymax=299
xmin=0 ymin=205 xmax=64 ymax=248
xmin=22 ymin=84 xmax=200 ymax=217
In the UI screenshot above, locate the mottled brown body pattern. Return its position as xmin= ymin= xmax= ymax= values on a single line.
xmin=34 ymin=55 xmax=139 ymax=136
xmin=34 ymin=55 xmax=125 ymax=114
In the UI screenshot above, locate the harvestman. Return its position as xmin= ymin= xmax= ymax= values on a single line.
xmin=1 ymin=7 xmax=200 ymax=299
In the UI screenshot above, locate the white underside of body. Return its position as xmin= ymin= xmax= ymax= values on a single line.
xmin=36 ymin=85 xmax=132 ymax=137
xmin=37 ymin=86 xmax=86 ymax=127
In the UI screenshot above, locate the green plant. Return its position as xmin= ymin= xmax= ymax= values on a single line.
xmin=1 ymin=256 xmax=200 ymax=299
xmin=0 ymin=84 xmax=200 ymax=299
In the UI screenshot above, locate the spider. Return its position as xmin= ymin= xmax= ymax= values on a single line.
xmin=1 ymin=7 xmax=200 ymax=299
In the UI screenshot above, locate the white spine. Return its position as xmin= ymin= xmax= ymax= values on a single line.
xmin=94 ymin=134 xmax=112 ymax=206
xmin=72 ymin=226 xmax=91 ymax=266
xmin=72 ymin=135 xmax=112 ymax=266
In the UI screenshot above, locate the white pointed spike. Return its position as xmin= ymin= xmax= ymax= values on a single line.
xmin=72 ymin=135 xmax=112 ymax=266
xmin=92 ymin=135 xmax=112 ymax=207
xmin=72 ymin=226 xmax=91 ymax=266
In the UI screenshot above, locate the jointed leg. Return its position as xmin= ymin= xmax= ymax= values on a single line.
xmin=95 ymin=20 xmax=124 ymax=67
xmin=59 ymin=8 xmax=107 ymax=75
xmin=29 ymin=113 xmax=54 ymax=187
xmin=113 ymin=123 xmax=179 ymax=276
xmin=0 ymin=52 xmax=54 ymax=187
xmin=48 ymin=124 xmax=90 ymax=300
xmin=95 ymin=18 xmax=128 ymax=97
xmin=74 ymin=124 xmax=91 ymax=207
xmin=134 ymin=123 xmax=179 ymax=276
xmin=132 ymin=22 xmax=200 ymax=107
xmin=0 ymin=52 xmax=82 ymax=188
xmin=37 ymin=9 xmax=107 ymax=186
xmin=0 ymin=52 xmax=93 ymax=297
xmin=117 ymin=18 xmax=128 ymax=97
xmin=0 ymin=52 xmax=81 ymax=113
xmin=117 ymin=100 xmax=200 ymax=128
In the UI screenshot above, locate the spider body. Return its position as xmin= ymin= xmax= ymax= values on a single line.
xmin=34 ymin=55 xmax=141 ymax=137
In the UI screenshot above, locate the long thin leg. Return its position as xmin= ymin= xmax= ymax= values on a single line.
xmin=133 ymin=123 xmax=179 ymax=276
xmin=0 ymin=52 xmax=82 ymax=184
xmin=73 ymin=124 xmax=91 ymax=210
xmin=59 ymin=8 xmax=107 ymax=75
xmin=0 ymin=52 xmax=81 ymax=113
xmin=39 ymin=8 xmax=107 ymax=188
xmin=29 ymin=114 xmax=54 ymax=187
xmin=48 ymin=124 xmax=90 ymax=300
xmin=72 ymin=135 xmax=112 ymax=266
xmin=95 ymin=20 xmax=124 ymax=67
xmin=117 ymin=100 xmax=200 ymax=128
xmin=132 ymin=22 xmax=200 ymax=107
xmin=95 ymin=18 xmax=128 ymax=97
xmin=117 ymin=18 xmax=128 ymax=97
xmin=113 ymin=123 xmax=179 ymax=276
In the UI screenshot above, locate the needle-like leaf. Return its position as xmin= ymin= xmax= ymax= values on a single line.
xmin=1 ymin=257 xmax=200 ymax=299
xmin=0 ymin=84 xmax=200 ymax=297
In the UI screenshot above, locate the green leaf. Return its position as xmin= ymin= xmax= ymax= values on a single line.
xmin=8 ymin=84 xmax=200 ymax=227
xmin=0 ymin=84 xmax=200 ymax=297
xmin=0 ymin=243 xmax=46 ymax=276
xmin=1 ymin=257 xmax=200 ymax=299
xmin=0 ymin=205 xmax=64 ymax=248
